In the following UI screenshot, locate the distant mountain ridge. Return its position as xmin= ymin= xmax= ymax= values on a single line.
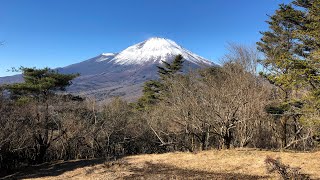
xmin=0 ymin=37 xmax=215 ymax=101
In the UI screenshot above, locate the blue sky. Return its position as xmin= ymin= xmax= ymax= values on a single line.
xmin=0 ymin=0 xmax=291 ymax=77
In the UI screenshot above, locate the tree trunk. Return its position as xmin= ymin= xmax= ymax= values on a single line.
xmin=36 ymin=144 xmax=49 ymax=163
xmin=223 ymin=130 xmax=233 ymax=149
xmin=202 ymin=131 xmax=210 ymax=150
xmin=191 ymin=134 xmax=195 ymax=152
xmin=280 ymin=117 xmax=288 ymax=149
xmin=35 ymin=135 xmax=49 ymax=164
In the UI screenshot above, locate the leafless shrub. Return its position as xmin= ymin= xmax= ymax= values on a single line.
xmin=265 ymin=156 xmax=310 ymax=180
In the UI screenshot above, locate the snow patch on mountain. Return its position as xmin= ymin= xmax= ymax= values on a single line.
xmin=95 ymin=53 xmax=116 ymax=62
xmin=101 ymin=53 xmax=115 ymax=56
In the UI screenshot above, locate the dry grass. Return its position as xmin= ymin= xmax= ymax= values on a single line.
xmin=3 ymin=148 xmax=320 ymax=180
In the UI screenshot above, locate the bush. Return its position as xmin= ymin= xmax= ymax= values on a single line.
xmin=265 ymin=156 xmax=310 ymax=180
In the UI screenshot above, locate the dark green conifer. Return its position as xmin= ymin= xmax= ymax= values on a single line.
xmin=4 ymin=67 xmax=79 ymax=163
xmin=257 ymin=0 xmax=320 ymax=146
xmin=136 ymin=55 xmax=184 ymax=109
xmin=6 ymin=67 xmax=78 ymax=102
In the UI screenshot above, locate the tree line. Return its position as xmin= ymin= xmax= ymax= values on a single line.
xmin=0 ymin=0 xmax=319 ymax=176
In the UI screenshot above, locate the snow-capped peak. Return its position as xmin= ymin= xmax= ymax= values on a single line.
xmin=136 ymin=37 xmax=181 ymax=51
xmin=110 ymin=37 xmax=213 ymax=66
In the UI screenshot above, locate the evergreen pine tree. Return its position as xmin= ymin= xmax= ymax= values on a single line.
xmin=291 ymin=0 xmax=320 ymax=139
xmin=6 ymin=67 xmax=78 ymax=102
xmin=157 ymin=54 xmax=184 ymax=77
xmin=257 ymin=0 xmax=320 ymax=146
xmin=5 ymin=67 xmax=79 ymax=163
xmin=136 ymin=55 xmax=184 ymax=109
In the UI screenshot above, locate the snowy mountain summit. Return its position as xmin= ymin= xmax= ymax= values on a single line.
xmin=105 ymin=37 xmax=213 ymax=66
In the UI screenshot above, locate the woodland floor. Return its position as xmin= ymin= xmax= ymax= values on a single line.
xmin=2 ymin=148 xmax=320 ymax=180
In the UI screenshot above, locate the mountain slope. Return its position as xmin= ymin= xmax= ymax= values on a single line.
xmin=0 ymin=37 xmax=215 ymax=101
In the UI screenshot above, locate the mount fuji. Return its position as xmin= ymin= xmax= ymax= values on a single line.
xmin=1 ymin=37 xmax=215 ymax=101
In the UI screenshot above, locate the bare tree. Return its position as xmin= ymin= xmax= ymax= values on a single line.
xmin=146 ymin=45 xmax=272 ymax=150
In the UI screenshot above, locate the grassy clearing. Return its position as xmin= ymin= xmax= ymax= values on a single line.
xmin=3 ymin=148 xmax=320 ymax=180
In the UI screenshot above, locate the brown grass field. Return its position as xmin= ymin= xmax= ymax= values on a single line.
xmin=3 ymin=148 xmax=320 ymax=180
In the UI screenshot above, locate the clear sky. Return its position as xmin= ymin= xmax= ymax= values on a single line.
xmin=0 ymin=0 xmax=292 ymax=77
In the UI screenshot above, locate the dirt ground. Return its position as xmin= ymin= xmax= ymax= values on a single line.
xmin=2 ymin=148 xmax=320 ymax=180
